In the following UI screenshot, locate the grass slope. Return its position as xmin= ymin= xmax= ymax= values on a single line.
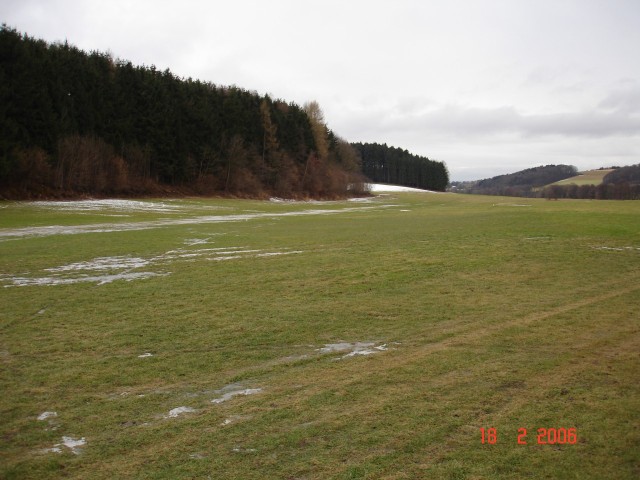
xmin=551 ymin=169 xmax=615 ymax=186
xmin=1 ymin=194 xmax=639 ymax=479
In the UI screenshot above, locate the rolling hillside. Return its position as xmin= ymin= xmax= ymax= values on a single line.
xmin=550 ymin=169 xmax=615 ymax=186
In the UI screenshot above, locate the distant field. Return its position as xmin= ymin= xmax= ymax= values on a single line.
xmin=551 ymin=169 xmax=615 ymax=186
xmin=1 ymin=194 xmax=639 ymax=479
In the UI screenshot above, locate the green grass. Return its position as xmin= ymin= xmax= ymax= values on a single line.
xmin=551 ymin=169 xmax=615 ymax=186
xmin=1 ymin=193 xmax=639 ymax=479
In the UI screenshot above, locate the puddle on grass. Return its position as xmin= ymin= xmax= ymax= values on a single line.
xmin=318 ymin=342 xmax=389 ymax=359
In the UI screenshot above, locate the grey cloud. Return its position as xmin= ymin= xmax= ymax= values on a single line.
xmin=345 ymin=101 xmax=640 ymax=140
xmin=598 ymin=84 xmax=640 ymax=114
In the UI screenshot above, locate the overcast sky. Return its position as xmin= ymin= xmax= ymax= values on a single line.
xmin=2 ymin=0 xmax=639 ymax=180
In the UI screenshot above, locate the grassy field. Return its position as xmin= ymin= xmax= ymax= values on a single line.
xmin=1 ymin=193 xmax=639 ymax=479
xmin=551 ymin=169 xmax=615 ymax=186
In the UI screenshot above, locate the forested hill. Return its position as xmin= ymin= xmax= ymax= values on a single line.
xmin=351 ymin=143 xmax=449 ymax=191
xmin=603 ymin=164 xmax=640 ymax=185
xmin=0 ymin=26 xmax=366 ymax=199
xmin=452 ymin=164 xmax=577 ymax=196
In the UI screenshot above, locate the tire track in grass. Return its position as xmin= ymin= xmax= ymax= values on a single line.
xmin=413 ymin=274 xmax=640 ymax=357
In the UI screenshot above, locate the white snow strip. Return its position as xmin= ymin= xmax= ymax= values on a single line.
xmin=0 ymin=205 xmax=394 ymax=240
xmin=368 ymin=183 xmax=443 ymax=193
xmin=29 ymin=199 xmax=184 ymax=213
xmin=46 ymin=256 xmax=149 ymax=272
xmin=167 ymin=406 xmax=196 ymax=418
xmin=138 ymin=353 xmax=153 ymax=358
xmin=37 ymin=411 xmax=57 ymax=421
xmin=211 ymin=388 xmax=263 ymax=404
xmin=5 ymin=271 xmax=166 ymax=287
xmin=254 ymin=250 xmax=303 ymax=257
xmin=44 ymin=436 xmax=86 ymax=455
xmin=318 ymin=342 xmax=389 ymax=359
xmin=492 ymin=203 xmax=532 ymax=207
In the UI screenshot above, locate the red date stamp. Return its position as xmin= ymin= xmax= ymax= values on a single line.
xmin=480 ymin=427 xmax=577 ymax=445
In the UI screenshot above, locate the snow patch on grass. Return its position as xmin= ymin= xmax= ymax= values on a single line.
xmin=166 ymin=406 xmax=197 ymax=418
xmin=318 ymin=342 xmax=389 ymax=359
xmin=211 ymin=387 xmax=263 ymax=404
xmin=37 ymin=411 xmax=57 ymax=421
xmin=44 ymin=436 xmax=86 ymax=455
xmin=1 ymin=243 xmax=303 ymax=287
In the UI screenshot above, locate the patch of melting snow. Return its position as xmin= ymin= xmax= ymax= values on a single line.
xmin=492 ymin=203 xmax=532 ymax=207
xmin=211 ymin=387 xmax=263 ymax=404
xmin=593 ymin=246 xmax=639 ymax=252
xmin=5 ymin=271 xmax=167 ymax=287
xmin=37 ymin=411 xmax=57 ymax=421
xmin=1 ymin=242 xmax=304 ymax=287
xmin=166 ymin=406 xmax=197 ymax=418
xmin=46 ymin=256 xmax=149 ymax=272
xmin=368 ymin=183 xmax=442 ymax=193
xmin=29 ymin=199 xmax=184 ymax=213
xmin=45 ymin=436 xmax=86 ymax=455
xmin=220 ymin=415 xmax=245 ymax=426
xmin=183 ymin=238 xmax=211 ymax=246
xmin=318 ymin=342 xmax=389 ymax=359
xmin=0 ymin=204 xmax=394 ymax=240
xmin=232 ymin=447 xmax=257 ymax=453
xmin=255 ymin=250 xmax=303 ymax=257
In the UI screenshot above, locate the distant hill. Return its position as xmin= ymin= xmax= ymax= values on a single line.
xmin=539 ymin=165 xmax=640 ymax=199
xmin=550 ymin=169 xmax=615 ymax=187
xmin=450 ymin=164 xmax=577 ymax=196
xmin=603 ymin=164 xmax=640 ymax=185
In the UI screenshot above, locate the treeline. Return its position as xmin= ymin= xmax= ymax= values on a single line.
xmin=451 ymin=165 xmax=577 ymax=196
xmin=603 ymin=164 xmax=640 ymax=185
xmin=541 ymin=183 xmax=640 ymax=200
xmin=0 ymin=26 xmax=367 ymax=199
xmin=541 ymin=164 xmax=640 ymax=200
xmin=351 ymin=142 xmax=449 ymax=191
